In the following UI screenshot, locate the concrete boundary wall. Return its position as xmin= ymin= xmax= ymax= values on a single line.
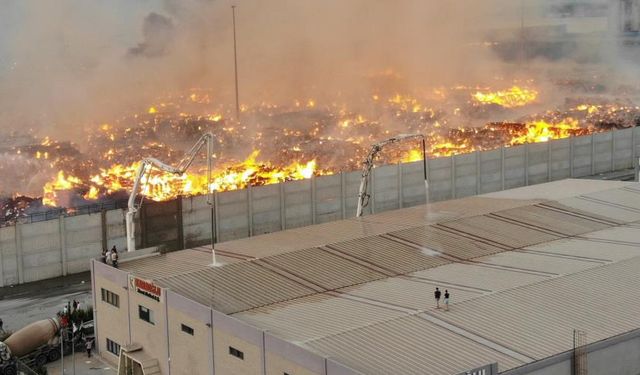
xmin=4 ymin=128 xmax=640 ymax=286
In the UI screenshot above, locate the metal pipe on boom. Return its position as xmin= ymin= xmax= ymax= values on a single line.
xmin=356 ymin=133 xmax=429 ymax=217
xmin=126 ymin=133 xmax=215 ymax=253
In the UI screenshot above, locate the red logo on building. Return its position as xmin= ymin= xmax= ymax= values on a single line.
xmin=133 ymin=278 xmax=161 ymax=302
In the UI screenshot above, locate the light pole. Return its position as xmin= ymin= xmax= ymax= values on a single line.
xmin=232 ymin=5 xmax=240 ymax=122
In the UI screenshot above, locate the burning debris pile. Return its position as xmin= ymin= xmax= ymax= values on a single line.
xmin=1 ymin=82 xmax=640 ymax=225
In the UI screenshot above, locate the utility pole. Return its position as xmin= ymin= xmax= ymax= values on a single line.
xmin=232 ymin=5 xmax=241 ymax=122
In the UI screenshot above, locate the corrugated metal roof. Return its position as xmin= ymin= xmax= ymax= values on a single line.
xmin=120 ymin=249 xmax=212 ymax=279
xmin=547 ymin=197 xmax=640 ymax=223
xmin=338 ymin=277 xmax=483 ymax=310
xmin=427 ymin=255 xmax=640 ymax=361
xmin=524 ymin=236 xmax=640 ymax=262
xmin=436 ymin=215 xmax=561 ymax=249
xmin=214 ymin=219 xmax=413 ymax=259
xmin=489 ymin=205 xmax=612 ymax=236
xmin=257 ymin=247 xmax=387 ymax=290
xmin=474 ymin=251 xmax=601 ymax=275
xmin=326 ymin=236 xmax=451 ymax=275
xmin=156 ymin=262 xmax=316 ymax=314
xmin=407 ymin=263 xmax=550 ymax=293
xmin=117 ymin=180 xmax=640 ymax=375
xmin=305 ymin=315 xmax=525 ymax=375
xmin=388 ymin=225 xmax=507 ymax=260
xmin=233 ymin=292 xmax=406 ymax=343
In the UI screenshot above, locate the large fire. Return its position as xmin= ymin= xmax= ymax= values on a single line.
xmin=2 ymin=81 xmax=640 ymax=223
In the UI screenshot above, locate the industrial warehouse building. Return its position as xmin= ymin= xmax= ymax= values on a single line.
xmin=91 ymin=179 xmax=640 ymax=375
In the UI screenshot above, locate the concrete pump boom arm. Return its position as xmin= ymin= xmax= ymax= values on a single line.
xmin=356 ymin=134 xmax=428 ymax=217
xmin=126 ymin=133 xmax=214 ymax=252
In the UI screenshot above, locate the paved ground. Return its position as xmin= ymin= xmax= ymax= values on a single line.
xmin=0 ymin=272 xmax=92 ymax=332
xmin=46 ymin=351 xmax=116 ymax=375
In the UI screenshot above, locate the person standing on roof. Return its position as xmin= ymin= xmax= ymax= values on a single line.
xmin=111 ymin=248 xmax=119 ymax=268
xmin=444 ymin=290 xmax=450 ymax=311
xmin=105 ymin=247 xmax=113 ymax=265
xmin=434 ymin=287 xmax=441 ymax=309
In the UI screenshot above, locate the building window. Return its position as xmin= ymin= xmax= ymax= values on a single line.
xmin=181 ymin=324 xmax=194 ymax=335
xmin=106 ymin=338 xmax=120 ymax=356
xmin=229 ymin=346 xmax=244 ymax=360
xmin=138 ymin=305 xmax=154 ymax=325
xmin=101 ymin=288 xmax=119 ymax=308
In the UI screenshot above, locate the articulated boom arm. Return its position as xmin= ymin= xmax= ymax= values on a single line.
xmin=356 ymin=134 xmax=428 ymax=217
xmin=126 ymin=133 xmax=214 ymax=252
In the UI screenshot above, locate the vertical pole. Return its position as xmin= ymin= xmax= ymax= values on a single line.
xmin=247 ymin=185 xmax=253 ymax=237
xmin=100 ymin=209 xmax=107 ymax=252
xmin=422 ymin=138 xmax=429 ymax=205
xmin=340 ymin=172 xmax=346 ymax=219
xmin=370 ymin=168 xmax=376 ymax=214
xmin=232 ymin=5 xmax=240 ymax=122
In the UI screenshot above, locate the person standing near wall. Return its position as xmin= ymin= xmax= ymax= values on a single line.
xmin=434 ymin=287 xmax=441 ymax=309
xmin=111 ymin=248 xmax=119 ymax=268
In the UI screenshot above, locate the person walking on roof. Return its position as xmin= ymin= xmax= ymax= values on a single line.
xmin=444 ymin=290 xmax=450 ymax=311
xmin=434 ymin=287 xmax=441 ymax=309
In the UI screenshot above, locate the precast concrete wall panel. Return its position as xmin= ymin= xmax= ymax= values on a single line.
xmin=549 ymin=138 xmax=571 ymax=180
xmin=572 ymin=135 xmax=593 ymax=177
xmin=20 ymin=219 xmax=61 ymax=282
xmin=454 ymin=153 xmax=478 ymax=198
xmin=427 ymin=157 xmax=453 ymax=202
xmin=64 ymin=214 xmax=102 ymax=274
xmin=344 ymin=170 xmax=365 ymax=216
xmin=401 ymin=160 xmax=427 ymax=206
xmin=4 ymin=129 xmax=640 ymax=285
xmin=527 ymin=142 xmax=550 ymax=185
xmin=182 ymin=194 xmax=212 ymax=248
xmin=251 ymin=184 xmax=281 ymax=236
xmin=315 ymin=173 xmax=342 ymax=224
xmin=0 ymin=225 xmax=18 ymax=286
xmin=504 ymin=145 xmax=526 ymax=189
xmin=105 ymin=209 xmax=127 ymax=251
xmin=372 ymin=164 xmax=400 ymax=213
xmin=479 ymin=148 xmax=502 ymax=194
xmin=593 ymin=132 xmax=614 ymax=174
xmin=283 ymin=179 xmax=313 ymax=229
xmin=142 ymin=200 xmax=179 ymax=249
xmin=613 ymin=127 xmax=633 ymax=170
xmin=217 ymin=189 xmax=250 ymax=242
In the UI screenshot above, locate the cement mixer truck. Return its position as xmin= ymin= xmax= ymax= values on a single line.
xmin=0 ymin=317 xmax=93 ymax=375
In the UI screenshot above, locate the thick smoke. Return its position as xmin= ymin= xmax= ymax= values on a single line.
xmin=0 ymin=0 xmax=634 ymax=139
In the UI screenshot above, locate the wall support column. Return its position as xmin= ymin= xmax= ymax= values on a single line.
xmin=59 ymin=216 xmax=68 ymax=276
xmin=15 ymin=224 xmax=23 ymax=284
